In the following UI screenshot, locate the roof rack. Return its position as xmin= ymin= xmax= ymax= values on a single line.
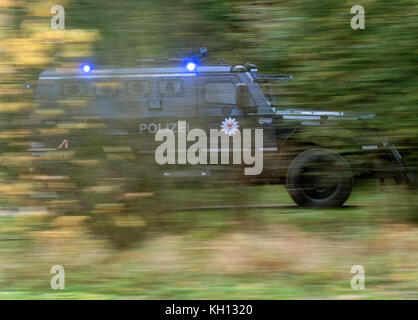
xmin=136 ymin=47 xmax=209 ymax=66
xmin=254 ymin=74 xmax=293 ymax=83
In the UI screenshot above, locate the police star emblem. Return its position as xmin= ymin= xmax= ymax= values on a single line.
xmin=221 ymin=117 xmax=239 ymax=136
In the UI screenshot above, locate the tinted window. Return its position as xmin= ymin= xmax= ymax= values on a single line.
xmin=204 ymin=81 xmax=236 ymax=105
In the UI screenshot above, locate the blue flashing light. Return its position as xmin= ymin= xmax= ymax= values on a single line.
xmin=82 ymin=64 xmax=92 ymax=73
xmin=186 ymin=62 xmax=196 ymax=72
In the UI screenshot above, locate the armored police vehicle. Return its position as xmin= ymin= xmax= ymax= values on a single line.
xmin=28 ymin=51 xmax=414 ymax=208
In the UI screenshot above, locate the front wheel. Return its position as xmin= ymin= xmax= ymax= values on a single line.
xmin=286 ymin=148 xmax=353 ymax=208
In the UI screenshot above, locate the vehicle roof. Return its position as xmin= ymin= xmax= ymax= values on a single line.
xmin=39 ymin=65 xmax=233 ymax=80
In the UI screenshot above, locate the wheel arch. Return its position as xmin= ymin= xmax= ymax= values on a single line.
xmin=275 ymin=125 xmax=371 ymax=179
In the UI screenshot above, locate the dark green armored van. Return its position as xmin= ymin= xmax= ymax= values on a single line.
xmin=28 ymin=55 xmax=414 ymax=208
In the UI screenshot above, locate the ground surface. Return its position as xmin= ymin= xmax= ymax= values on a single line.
xmin=0 ymin=182 xmax=417 ymax=299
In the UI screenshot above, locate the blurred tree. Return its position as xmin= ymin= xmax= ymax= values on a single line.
xmin=0 ymin=0 xmax=416 ymax=246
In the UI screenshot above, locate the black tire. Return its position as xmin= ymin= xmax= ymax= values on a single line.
xmin=286 ymin=148 xmax=353 ymax=208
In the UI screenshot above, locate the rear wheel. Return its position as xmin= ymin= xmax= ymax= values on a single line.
xmin=286 ymin=148 xmax=353 ymax=208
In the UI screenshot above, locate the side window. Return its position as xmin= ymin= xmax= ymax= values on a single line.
xmin=125 ymin=80 xmax=151 ymax=97
xmin=204 ymin=81 xmax=236 ymax=105
xmin=93 ymin=81 xmax=121 ymax=99
xmin=157 ymin=79 xmax=182 ymax=97
xmin=62 ymin=82 xmax=86 ymax=98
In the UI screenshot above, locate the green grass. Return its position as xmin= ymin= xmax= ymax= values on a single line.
xmin=0 ymin=182 xmax=417 ymax=299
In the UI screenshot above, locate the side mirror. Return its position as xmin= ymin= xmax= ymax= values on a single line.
xmin=236 ymin=83 xmax=256 ymax=113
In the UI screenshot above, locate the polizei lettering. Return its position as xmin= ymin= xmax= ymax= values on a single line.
xmin=139 ymin=122 xmax=190 ymax=134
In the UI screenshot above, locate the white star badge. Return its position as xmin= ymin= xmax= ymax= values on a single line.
xmin=221 ymin=117 xmax=239 ymax=136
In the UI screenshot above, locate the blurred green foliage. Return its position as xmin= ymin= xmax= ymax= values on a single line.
xmin=0 ymin=0 xmax=417 ymax=232
xmin=0 ymin=0 xmax=417 ymax=299
xmin=1 ymin=0 xmax=417 ymax=152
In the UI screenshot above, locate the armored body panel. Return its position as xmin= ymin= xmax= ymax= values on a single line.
xmin=28 ymin=61 xmax=414 ymax=207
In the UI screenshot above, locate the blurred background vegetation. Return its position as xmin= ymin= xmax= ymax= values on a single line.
xmin=0 ymin=0 xmax=417 ymax=299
